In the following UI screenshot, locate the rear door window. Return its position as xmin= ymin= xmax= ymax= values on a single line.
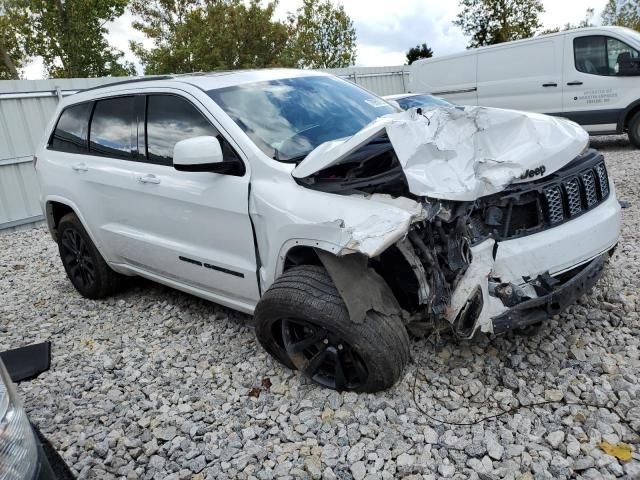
xmin=49 ymin=102 xmax=93 ymax=154
xmin=146 ymin=95 xmax=218 ymax=166
xmin=89 ymin=96 xmax=136 ymax=160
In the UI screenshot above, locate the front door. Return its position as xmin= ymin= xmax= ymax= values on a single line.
xmin=563 ymin=32 xmax=640 ymax=133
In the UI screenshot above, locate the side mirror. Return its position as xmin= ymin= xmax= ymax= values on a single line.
xmin=173 ymin=136 xmax=243 ymax=174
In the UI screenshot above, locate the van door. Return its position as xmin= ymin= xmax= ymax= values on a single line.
xmin=562 ymin=32 xmax=640 ymax=133
xmin=476 ymin=37 xmax=564 ymax=112
xmin=410 ymin=54 xmax=478 ymax=105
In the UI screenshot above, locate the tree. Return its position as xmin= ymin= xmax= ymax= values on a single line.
xmin=602 ymin=0 xmax=640 ymax=31
xmin=24 ymin=0 xmax=135 ymax=78
xmin=405 ymin=43 xmax=433 ymax=65
xmin=0 ymin=0 xmax=28 ymax=79
xmin=131 ymin=0 xmax=292 ymax=74
xmin=286 ymin=0 xmax=357 ymax=68
xmin=454 ymin=0 xmax=544 ymax=48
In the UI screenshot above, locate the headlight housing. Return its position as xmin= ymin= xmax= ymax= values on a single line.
xmin=0 ymin=360 xmax=37 ymax=480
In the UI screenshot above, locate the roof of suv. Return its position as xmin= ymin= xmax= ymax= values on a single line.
xmin=78 ymin=69 xmax=328 ymax=97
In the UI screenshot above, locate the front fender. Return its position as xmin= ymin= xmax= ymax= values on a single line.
xmin=249 ymin=179 xmax=425 ymax=289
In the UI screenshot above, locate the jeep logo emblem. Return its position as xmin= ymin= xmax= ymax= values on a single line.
xmin=520 ymin=165 xmax=546 ymax=179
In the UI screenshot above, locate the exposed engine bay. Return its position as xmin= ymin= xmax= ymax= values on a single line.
xmin=293 ymin=111 xmax=617 ymax=337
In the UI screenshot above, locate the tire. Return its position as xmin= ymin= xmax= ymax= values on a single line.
xmin=254 ymin=265 xmax=410 ymax=392
xmin=629 ymin=111 xmax=640 ymax=149
xmin=57 ymin=212 xmax=122 ymax=299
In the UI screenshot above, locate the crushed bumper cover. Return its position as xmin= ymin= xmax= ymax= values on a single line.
xmin=491 ymin=253 xmax=608 ymax=334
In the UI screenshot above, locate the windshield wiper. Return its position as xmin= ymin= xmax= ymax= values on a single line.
xmin=273 ymin=149 xmax=310 ymax=163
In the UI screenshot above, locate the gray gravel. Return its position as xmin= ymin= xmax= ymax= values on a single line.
xmin=2 ymin=135 xmax=640 ymax=479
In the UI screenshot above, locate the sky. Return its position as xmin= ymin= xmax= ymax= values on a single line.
xmin=22 ymin=0 xmax=610 ymax=79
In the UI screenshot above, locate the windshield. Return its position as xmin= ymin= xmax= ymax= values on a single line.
xmin=207 ymin=75 xmax=396 ymax=161
xmin=396 ymin=94 xmax=453 ymax=110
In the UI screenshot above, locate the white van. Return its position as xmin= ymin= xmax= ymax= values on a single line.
xmin=410 ymin=26 xmax=640 ymax=147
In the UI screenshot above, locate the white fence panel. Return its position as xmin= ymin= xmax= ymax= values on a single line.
xmin=0 ymin=77 xmax=132 ymax=232
xmin=0 ymin=68 xmax=409 ymax=232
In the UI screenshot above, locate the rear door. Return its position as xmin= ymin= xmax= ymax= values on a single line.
xmin=563 ymin=32 xmax=640 ymax=133
xmin=476 ymin=37 xmax=564 ymax=112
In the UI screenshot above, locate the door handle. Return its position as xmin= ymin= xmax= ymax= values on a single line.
xmin=542 ymin=82 xmax=558 ymax=87
xmin=137 ymin=174 xmax=161 ymax=184
xmin=71 ymin=162 xmax=88 ymax=172
xmin=567 ymin=81 xmax=583 ymax=86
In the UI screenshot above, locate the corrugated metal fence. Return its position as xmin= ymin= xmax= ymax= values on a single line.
xmin=0 ymin=66 xmax=409 ymax=232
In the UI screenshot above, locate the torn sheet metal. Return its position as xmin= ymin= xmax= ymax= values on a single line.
xmin=249 ymin=178 xmax=426 ymax=285
xmin=293 ymin=106 xmax=588 ymax=201
xmin=447 ymin=239 xmax=507 ymax=335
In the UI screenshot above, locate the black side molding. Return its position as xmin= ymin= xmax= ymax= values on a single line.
xmin=179 ymin=256 xmax=244 ymax=278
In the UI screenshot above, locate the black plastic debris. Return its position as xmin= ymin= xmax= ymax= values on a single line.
xmin=0 ymin=341 xmax=51 ymax=382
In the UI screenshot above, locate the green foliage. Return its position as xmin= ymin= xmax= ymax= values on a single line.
xmin=602 ymin=0 xmax=640 ymax=31
xmin=131 ymin=0 xmax=291 ymax=74
xmin=0 ymin=0 xmax=28 ymax=79
xmin=23 ymin=0 xmax=135 ymax=78
xmin=131 ymin=0 xmax=357 ymax=74
xmin=405 ymin=42 xmax=433 ymax=65
xmin=454 ymin=0 xmax=544 ymax=48
xmin=286 ymin=0 xmax=356 ymax=68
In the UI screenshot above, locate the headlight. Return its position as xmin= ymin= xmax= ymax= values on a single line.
xmin=0 ymin=360 xmax=37 ymax=480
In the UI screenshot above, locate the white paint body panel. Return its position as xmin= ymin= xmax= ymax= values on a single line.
xmin=409 ymin=26 xmax=640 ymax=134
xmin=36 ymin=70 xmax=621 ymax=325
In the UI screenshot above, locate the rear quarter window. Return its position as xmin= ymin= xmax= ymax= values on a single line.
xmin=49 ymin=102 xmax=93 ymax=153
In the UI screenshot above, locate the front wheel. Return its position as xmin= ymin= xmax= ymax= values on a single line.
xmin=254 ymin=265 xmax=410 ymax=392
xmin=628 ymin=111 xmax=640 ymax=148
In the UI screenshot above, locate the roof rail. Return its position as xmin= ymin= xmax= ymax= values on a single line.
xmin=78 ymin=75 xmax=174 ymax=93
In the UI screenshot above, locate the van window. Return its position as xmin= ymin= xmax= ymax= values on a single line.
xmin=49 ymin=102 xmax=93 ymax=154
xmin=89 ymin=97 xmax=136 ymax=160
xmin=146 ymin=95 xmax=218 ymax=166
xmin=574 ymin=36 xmax=640 ymax=76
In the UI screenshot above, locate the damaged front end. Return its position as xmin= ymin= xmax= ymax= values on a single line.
xmin=292 ymin=106 xmax=620 ymax=337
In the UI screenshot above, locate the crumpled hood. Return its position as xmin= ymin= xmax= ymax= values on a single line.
xmin=292 ymin=106 xmax=589 ymax=201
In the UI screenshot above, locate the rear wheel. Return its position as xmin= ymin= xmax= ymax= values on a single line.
xmin=254 ymin=265 xmax=410 ymax=392
xmin=628 ymin=111 xmax=640 ymax=148
xmin=57 ymin=213 xmax=123 ymax=299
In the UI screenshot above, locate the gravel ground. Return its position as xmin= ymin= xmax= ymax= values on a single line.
xmin=2 ymin=135 xmax=640 ymax=480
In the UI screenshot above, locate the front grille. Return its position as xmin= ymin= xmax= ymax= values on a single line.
xmin=582 ymin=171 xmax=598 ymax=208
xmin=596 ymin=162 xmax=609 ymax=198
xmin=542 ymin=161 xmax=610 ymax=225
xmin=544 ymin=186 xmax=564 ymax=224
xmin=470 ymin=150 xmax=611 ymax=243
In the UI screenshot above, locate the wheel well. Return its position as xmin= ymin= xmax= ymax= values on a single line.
xmin=283 ymin=246 xmax=321 ymax=271
xmin=46 ymin=201 xmax=74 ymax=239
xmin=283 ymin=244 xmax=420 ymax=313
xmin=624 ymin=104 xmax=640 ymax=130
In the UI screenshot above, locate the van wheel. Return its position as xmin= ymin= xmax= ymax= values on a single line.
xmin=57 ymin=212 xmax=122 ymax=299
xmin=254 ymin=265 xmax=410 ymax=392
xmin=629 ymin=111 xmax=640 ymax=148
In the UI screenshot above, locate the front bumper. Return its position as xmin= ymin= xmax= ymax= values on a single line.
xmin=491 ymin=253 xmax=608 ymax=334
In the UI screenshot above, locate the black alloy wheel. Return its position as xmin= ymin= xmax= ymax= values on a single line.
xmin=281 ymin=318 xmax=368 ymax=391
xmin=60 ymin=228 xmax=96 ymax=290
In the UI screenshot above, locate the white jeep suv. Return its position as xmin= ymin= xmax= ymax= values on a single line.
xmin=35 ymin=70 xmax=621 ymax=392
